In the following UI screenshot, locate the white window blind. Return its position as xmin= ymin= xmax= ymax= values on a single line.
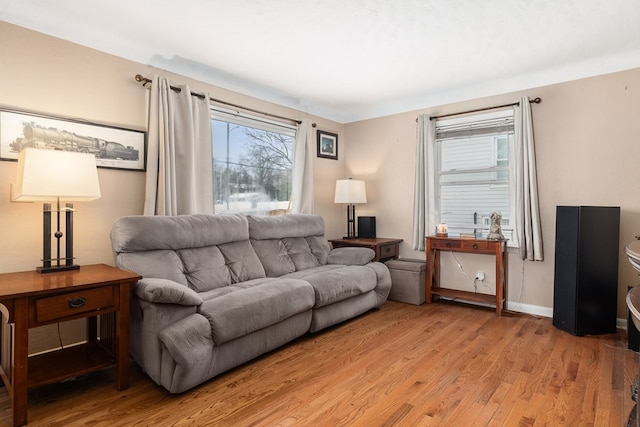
xmin=211 ymin=107 xmax=296 ymax=136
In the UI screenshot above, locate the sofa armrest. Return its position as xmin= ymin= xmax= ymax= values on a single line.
xmin=134 ymin=278 xmax=203 ymax=306
xmin=327 ymin=247 xmax=375 ymax=265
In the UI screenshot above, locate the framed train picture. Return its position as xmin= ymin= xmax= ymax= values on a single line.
xmin=0 ymin=109 xmax=147 ymax=171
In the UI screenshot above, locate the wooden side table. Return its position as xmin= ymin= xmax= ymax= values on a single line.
xmin=425 ymin=236 xmax=507 ymax=315
xmin=0 ymin=264 xmax=141 ymax=426
xmin=329 ymin=238 xmax=403 ymax=262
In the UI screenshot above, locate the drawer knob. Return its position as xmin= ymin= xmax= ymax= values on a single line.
xmin=385 ymin=247 xmax=391 ymax=253
xmin=473 ymin=243 xmax=478 ymax=249
xmin=68 ymin=297 xmax=87 ymax=309
xmin=446 ymin=242 xmax=451 ymax=247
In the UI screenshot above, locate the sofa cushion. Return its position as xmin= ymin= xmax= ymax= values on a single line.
xmin=282 ymin=265 xmax=378 ymax=308
xmin=247 ymin=214 xmax=331 ymax=271
xmin=112 ymin=214 xmax=265 ymax=289
xmin=178 ymin=246 xmax=232 ymax=291
xmin=218 ymin=240 xmax=266 ymax=282
xmin=112 ymin=213 xmax=250 ymax=252
xmin=199 ymin=278 xmax=314 ymax=345
xmin=306 ymin=236 xmax=331 ymax=265
xmin=283 ymin=237 xmax=321 ymax=270
xmin=117 ymin=250 xmax=189 ymax=286
xmin=247 ymin=214 xmax=326 ymax=240
xmin=199 ymin=286 xmax=237 ymax=302
xmin=250 ymin=239 xmax=296 ymax=277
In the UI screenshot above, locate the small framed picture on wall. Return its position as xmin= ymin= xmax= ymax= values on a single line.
xmin=317 ymin=130 xmax=338 ymax=160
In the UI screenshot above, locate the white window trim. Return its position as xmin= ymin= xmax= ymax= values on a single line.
xmin=432 ymin=109 xmax=518 ymax=247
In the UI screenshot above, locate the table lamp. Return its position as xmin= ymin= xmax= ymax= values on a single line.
xmin=334 ymin=178 xmax=367 ymax=238
xmin=12 ymin=148 xmax=101 ymax=273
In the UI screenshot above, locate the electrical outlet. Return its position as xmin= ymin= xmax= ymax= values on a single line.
xmin=476 ymin=271 xmax=485 ymax=281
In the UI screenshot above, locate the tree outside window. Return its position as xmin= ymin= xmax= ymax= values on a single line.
xmin=212 ymin=115 xmax=294 ymax=215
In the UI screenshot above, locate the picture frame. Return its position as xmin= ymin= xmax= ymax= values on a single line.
xmin=0 ymin=108 xmax=147 ymax=171
xmin=317 ymin=130 xmax=338 ymax=160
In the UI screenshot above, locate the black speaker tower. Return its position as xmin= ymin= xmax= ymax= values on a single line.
xmin=552 ymin=206 xmax=620 ymax=336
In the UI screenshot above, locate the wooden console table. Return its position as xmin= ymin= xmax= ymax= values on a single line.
xmin=329 ymin=238 xmax=402 ymax=262
xmin=425 ymin=236 xmax=507 ymax=315
xmin=0 ymin=264 xmax=141 ymax=426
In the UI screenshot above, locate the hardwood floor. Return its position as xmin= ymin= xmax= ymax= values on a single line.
xmin=0 ymin=301 xmax=636 ymax=426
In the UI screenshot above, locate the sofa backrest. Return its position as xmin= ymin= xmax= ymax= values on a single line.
xmin=247 ymin=214 xmax=331 ymax=277
xmin=111 ymin=214 xmax=265 ymax=292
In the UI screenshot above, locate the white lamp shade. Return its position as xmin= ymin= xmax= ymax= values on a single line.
xmin=334 ymin=179 xmax=367 ymax=204
xmin=12 ymin=148 xmax=101 ymax=202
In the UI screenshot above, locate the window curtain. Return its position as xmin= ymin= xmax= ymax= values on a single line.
xmin=143 ymin=77 xmax=214 ymax=216
xmin=291 ymin=119 xmax=314 ymax=214
xmin=513 ymin=96 xmax=544 ymax=261
xmin=412 ymin=114 xmax=436 ymax=250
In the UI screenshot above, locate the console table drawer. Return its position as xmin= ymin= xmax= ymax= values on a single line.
xmin=460 ymin=240 xmax=491 ymax=251
xmin=429 ymin=239 xmax=461 ymax=250
xmin=35 ymin=286 xmax=115 ymax=324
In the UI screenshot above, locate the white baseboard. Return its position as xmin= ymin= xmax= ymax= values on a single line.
xmin=617 ymin=318 xmax=628 ymax=330
xmin=436 ymin=296 xmax=553 ymax=318
xmin=506 ymin=300 xmax=552 ymax=318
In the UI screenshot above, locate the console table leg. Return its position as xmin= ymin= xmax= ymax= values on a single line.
xmin=425 ymin=238 xmax=434 ymax=304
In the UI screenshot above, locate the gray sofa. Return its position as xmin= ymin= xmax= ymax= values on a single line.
xmin=110 ymin=213 xmax=391 ymax=393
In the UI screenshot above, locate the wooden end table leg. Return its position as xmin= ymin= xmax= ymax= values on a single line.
xmin=115 ymin=284 xmax=131 ymax=390
xmin=13 ymin=298 xmax=29 ymax=427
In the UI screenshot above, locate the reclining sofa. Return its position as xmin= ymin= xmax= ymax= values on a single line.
xmin=110 ymin=213 xmax=391 ymax=393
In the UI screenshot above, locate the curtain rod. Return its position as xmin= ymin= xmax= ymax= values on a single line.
xmin=418 ymin=97 xmax=542 ymax=122
xmin=134 ymin=74 xmax=302 ymax=125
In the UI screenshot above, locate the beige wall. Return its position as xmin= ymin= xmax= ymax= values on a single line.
xmin=0 ymin=22 xmax=346 ymax=351
xmin=345 ymin=68 xmax=640 ymax=318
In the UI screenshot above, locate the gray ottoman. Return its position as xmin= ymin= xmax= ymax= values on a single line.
xmin=385 ymin=259 xmax=426 ymax=305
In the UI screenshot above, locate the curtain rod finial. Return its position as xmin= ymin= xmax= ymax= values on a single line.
xmin=135 ymin=74 xmax=152 ymax=86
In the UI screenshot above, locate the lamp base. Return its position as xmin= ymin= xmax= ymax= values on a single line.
xmin=37 ymin=264 xmax=80 ymax=274
xmin=37 ymin=201 xmax=81 ymax=274
xmin=343 ymin=235 xmax=359 ymax=240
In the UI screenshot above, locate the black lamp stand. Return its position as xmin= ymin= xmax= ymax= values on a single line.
xmin=38 ymin=199 xmax=79 ymax=274
xmin=345 ymin=203 xmax=357 ymax=239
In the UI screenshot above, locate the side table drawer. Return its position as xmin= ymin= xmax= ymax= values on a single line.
xmin=35 ymin=286 xmax=115 ymax=324
xmin=379 ymin=243 xmax=397 ymax=259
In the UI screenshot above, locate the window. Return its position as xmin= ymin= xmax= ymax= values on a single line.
xmin=435 ymin=110 xmax=515 ymax=243
xmin=211 ymin=108 xmax=295 ymax=215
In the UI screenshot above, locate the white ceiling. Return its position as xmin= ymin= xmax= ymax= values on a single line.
xmin=2 ymin=0 xmax=640 ymax=123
